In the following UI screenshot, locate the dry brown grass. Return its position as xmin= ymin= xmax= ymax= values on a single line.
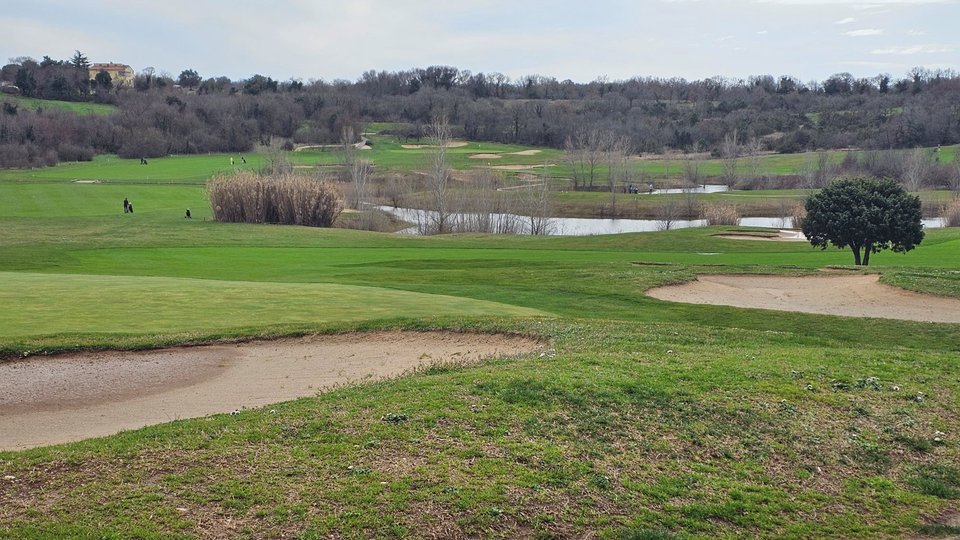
xmin=943 ymin=198 xmax=960 ymax=227
xmin=700 ymin=202 xmax=741 ymax=226
xmin=208 ymin=171 xmax=343 ymax=227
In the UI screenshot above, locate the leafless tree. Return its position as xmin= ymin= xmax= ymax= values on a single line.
xmin=951 ymin=155 xmax=960 ymax=196
xmin=746 ymin=137 xmax=764 ymax=186
xmin=428 ymin=114 xmax=452 ymax=233
xmin=520 ymin=165 xmax=554 ymax=235
xmin=340 ymin=126 xmax=372 ymax=210
xmin=655 ymin=196 xmax=682 ymax=231
xmin=606 ymin=136 xmax=631 ymax=215
xmin=680 ymin=143 xmax=703 ymax=217
xmin=720 ymin=130 xmax=740 ymax=187
xmin=564 ymin=127 xmax=605 ymax=189
xmin=262 ymin=137 xmax=293 ymax=176
xmin=800 ymin=150 xmax=831 ymax=190
xmin=901 ymin=147 xmax=933 ymax=192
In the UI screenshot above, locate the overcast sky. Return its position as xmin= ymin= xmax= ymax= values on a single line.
xmin=3 ymin=0 xmax=957 ymax=84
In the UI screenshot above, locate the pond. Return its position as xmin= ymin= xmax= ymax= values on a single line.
xmin=377 ymin=206 xmax=945 ymax=236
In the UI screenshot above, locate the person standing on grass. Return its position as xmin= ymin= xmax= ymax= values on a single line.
xmin=230 ymin=157 xmax=234 ymax=166
xmin=123 ymin=197 xmax=129 ymax=213
xmin=185 ymin=208 xmax=191 ymax=219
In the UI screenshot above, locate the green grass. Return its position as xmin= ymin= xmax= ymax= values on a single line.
xmin=2 ymin=136 xmax=955 ymax=189
xmin=1 ymin=164 xmax=959 ymax=537
xmin=1 ymin=96 xmax=117 ymax=116
xmin=0 ymin=271 xmax=544 ymax=341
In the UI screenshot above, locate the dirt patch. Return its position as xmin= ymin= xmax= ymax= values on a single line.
xmin=714 ymin=230 xmax=807 ymax=242
xmin=469 ymin=153 xmax=502 ymax=159
xmin=0 ymin=332 xmax=543 ymax=450
xmin=647 ymin=274 xmax=960 ymax=323
xmin=510 ymin=150 xmax=542 ymax=156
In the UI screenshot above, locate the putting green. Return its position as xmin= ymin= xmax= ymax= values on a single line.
xmin=0 ymin=272 xmax=547 ymax=338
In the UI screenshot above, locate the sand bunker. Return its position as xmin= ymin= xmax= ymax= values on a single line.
xmin=486 ymin=164 xmax=554 ymax=171
xmin=648 ymin=274 xmax=960 ymax=323
xmin=400 ymin=141 xmax=469 ymax=149
xmin=714 ymin=230 xmax=807 ymax=242
xmin=0 ymin=332 xmax=542 ymax=450
xmin=510 ymin=150 xmax=542 ymax=156
xmin=469 ymin=153 xmax=502 ymax=159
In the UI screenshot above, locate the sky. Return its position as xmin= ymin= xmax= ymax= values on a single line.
xmin=3 ymin=0 xmax=958 ymax=84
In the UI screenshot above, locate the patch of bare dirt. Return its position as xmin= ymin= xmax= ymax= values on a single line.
xmin=647 ymin=274 xmax=960 ymax=323
xmin=0 ymin=332 xmax=542 ymax=450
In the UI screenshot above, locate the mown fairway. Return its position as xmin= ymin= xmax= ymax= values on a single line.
xmin=1 ymin=157 xmax=959 ymax=538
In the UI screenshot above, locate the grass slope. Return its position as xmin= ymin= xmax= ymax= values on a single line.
xmin=1 ymin=96 xmax=117 ymax=116
xmin=0 ymin=180 xmax=958 ymax=538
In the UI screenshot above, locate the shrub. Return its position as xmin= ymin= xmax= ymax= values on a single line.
xmin=208 ymin=171 xmax=343 ymax=227
xmin=700 ymin=202 xmax=741 ymax=226
xmin=943 ymin=198 xmax=960 ymax=227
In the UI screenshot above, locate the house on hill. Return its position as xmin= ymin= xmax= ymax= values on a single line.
xmin=89 ymin=63 xmax=134 ymax=87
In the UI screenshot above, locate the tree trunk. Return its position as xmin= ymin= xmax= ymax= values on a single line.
xmin=851 ymin=242 xmax=862 ymax=265
xmin=862 ymin=243 xmax=872 ymax=266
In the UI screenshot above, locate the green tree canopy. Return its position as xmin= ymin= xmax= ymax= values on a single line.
xmin=801 ymin=177 xmax=924 ymax=265
xmin=177 ymin=69 xmax=201 ymax=88
xmin=94 ymin=70 xmax=112 ymax=90
xmin=69 ymin=50 xmax=90 ymax=70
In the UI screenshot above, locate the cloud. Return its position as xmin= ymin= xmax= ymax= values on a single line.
xmin=835 ymin=17 xmax=857 ymax=23
xmin=872 ymin=44 xmax=955 ymax=54
xmin=843 ymin=29 xmax=884 ymax=36
xmin=757 ymin=30 xmax=769 ymax=34
xmin=906 ymin=29 xmax=927 ymax=35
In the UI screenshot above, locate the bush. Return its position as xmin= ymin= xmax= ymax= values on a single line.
xmin=943 ymin=198 xmax=960 ymax=227
xmin=700 ymin=202 xmax=741 ymax=226
xmin=208 ymin=172 xmax=343 ymax=227
xmin=57 ymin=143 xmax=94 ymax=162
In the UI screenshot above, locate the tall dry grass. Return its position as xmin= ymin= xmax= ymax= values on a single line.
xmin=700 ymin=202 xmax=741 ymax=226
xmin=790 ymin=202 xmax=807 ymax=229
xmin=208 ymin=172 xmax=343 ymax=227
xmin=943 ymin=198 xmax=960 ymax=227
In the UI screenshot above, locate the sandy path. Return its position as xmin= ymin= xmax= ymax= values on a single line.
xmin=647 ymin=274 xmax=960 ymax=323
xmin=0 ymin=332 xmax=542 ymax=450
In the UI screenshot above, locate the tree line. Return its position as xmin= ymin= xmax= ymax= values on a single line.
xmin=2 ymin=52 xmax=959 ymax=169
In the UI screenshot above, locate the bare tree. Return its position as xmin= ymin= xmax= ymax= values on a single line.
xmin=603 ymin=136 xmax=631 ymax=216
xmin=564 ymin=127 xmax=605 ymax=189
xmin=720 ymin=130 xmax=740 ymax=187
xmin=901 ymin=147 xmax=933 ymax=192
xmin=261 ymin=137 xmax=293 ymax=176
xmin=951 ymin=155 xmax=960 ymax=196
xmin=800 ymin=150 xmax=832 ymax=190
xmin=746 ymin=137 xmax=764 ymax=187
xmin=520 ymin=165 xmax=554 ymax=235
xmin=340 ymin=126 xmax=372 ymax=210
xmin=428 ymin=115 xmax=452 ymax=234
xmin=655 ymin=196 xmax=682 ymax=231
xmin=681 ymin=143 xmax=703 ymax=218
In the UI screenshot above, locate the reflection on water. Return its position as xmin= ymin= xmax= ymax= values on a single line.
xmin=378 ymin=206 xmax=944 ymax=236
xmin=645 ymin=184 xmax=730 ymax=195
